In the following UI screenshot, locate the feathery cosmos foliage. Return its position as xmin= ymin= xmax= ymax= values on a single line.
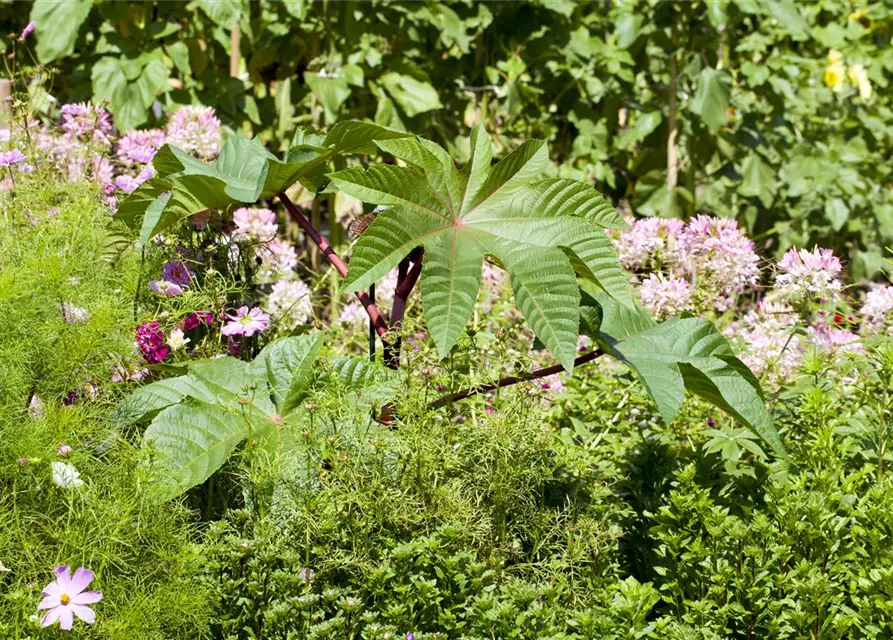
xmin=332 ymin=125 xmax=633 ymax=370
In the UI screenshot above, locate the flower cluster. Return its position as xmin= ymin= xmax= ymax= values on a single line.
xmin=165 ymin=105 xmax=221 ymax=159
xmin=614 ymin=215 xmax=761 ymax=314
xmin=264 ymin=279 xmax=313 ymax=331
xmin=824 ymin=49 xmax=872 ymax=100
xmin=232 ymin=207 xmax=279 ymax=243
xmin=860 ymin=285 xmax=893 ymax=335
xmin=773 ymin=246 xmax=843 ymax=305
xmin=116 ymin=129 xmax=167 ymax=165
xmin=638 ymin=273 xmax=693 ymax=320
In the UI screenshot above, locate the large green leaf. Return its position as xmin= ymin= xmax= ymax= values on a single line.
xmin=332 ymin=125 xmax=633 ymax=369
xmin=144 ymin=401 xmax=250 ymax=501
xmin=116 ymin=121 xmax=411 ymax=241
xmin=30 ymin=0 xmax=93 ymax=63
xmin=123 ymin=335 xmax=330 ymax=500
xmin=584 ymin=294 xmax=784 ymax=457
xmin=252 ymin=335 xmax=324 ymax=415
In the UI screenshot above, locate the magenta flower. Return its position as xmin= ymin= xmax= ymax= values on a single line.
xmin=58 ymin=444 xmax=72 ymax=457
xmin=136 ymin=321 xmax=169 ymax=364
xmin=37 ymin=565 xmax=102 ymax=630
xmin=162 ymin=261 xmax=194 ymax=286
xmin=20 ymin=21 xmax=36 ymax=39
xmin=0 ymin=149 xmax=27 ymax=167
xmin=181 ymin=311 xmax=214 ymax=331
xmin=148 ymin=280 xmax=183 ymax=296
xmin=222 ymin=306 xmax=269 ymax=337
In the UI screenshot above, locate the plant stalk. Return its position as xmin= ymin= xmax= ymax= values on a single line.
xmin=429 ymin=349 xmax=605 ymax=408
xmin=279 ymin=192 xmax=388 ymax=337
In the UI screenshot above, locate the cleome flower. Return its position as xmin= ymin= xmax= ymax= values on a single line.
xmin=37 ymin=565 xmax=102 ymax=630
xmin=165 ymin=105 xmax=221 ymax=159
xmin=774 ymin=246 xmax=843 ymax=305
xmin=638 ymin=273 xmax=693 ymax=320
xmin=264 ymin=279 xmax=313 ymax=331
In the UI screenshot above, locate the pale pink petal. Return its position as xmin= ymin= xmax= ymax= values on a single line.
xmin=40 ymin=607 xmax=61 ymax=628
xmin=41 ymin=581 xmax=63 ymax=598
xmin=53 ymin=565 xmax=71 ymax=591
xmin=37 ymin=596 xmax=61 ymax=610
xmin=68 ymin=567 xmax=94 ymax=595
xmin=58 ymin=605 xmax=74 ymax=631
xmin=221 ymin=322 xmax=242 ymax=336
xmin=70 ymin=604 xmax=96 ymax=624
xmin=71 ymin=590 xmax=102 ymax=605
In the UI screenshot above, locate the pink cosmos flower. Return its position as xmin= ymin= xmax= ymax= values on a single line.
xmin=57 ymin=444 xmax=72 ymax=457
xmin=0 ymin=149 xmax=27 ymax=167
xmin=37 ymin=565 xmax=102 ymax=630
xmin=148 ymin=280 xmax=183 ymax=296
xmin=222 ymin=306 xmax=270 ymax=337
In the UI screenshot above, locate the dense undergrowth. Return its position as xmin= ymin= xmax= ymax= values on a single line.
xmin=2 ymin=174 xmax=893 ymax=639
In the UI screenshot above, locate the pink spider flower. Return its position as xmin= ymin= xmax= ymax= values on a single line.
xmin=37 ymin=565 xmax=102 ymax=630
xmin=222 ymin=306 xmax=270 ymax=337
xmin=0 ymin=149 xmax=27 ymax=167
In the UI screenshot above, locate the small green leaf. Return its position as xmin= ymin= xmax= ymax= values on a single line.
xmin=690 ymin=68 xmax=730 ymax=133
xmin=380 ymin=72 xmax=442 ymax=117
xmin=739 ymin=153 xmax=776 ymax=208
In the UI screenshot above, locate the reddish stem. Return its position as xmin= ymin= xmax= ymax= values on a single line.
xmin=428 ymin=349 xmax=604 ymax=408
xmin=384 ymin=250 xmax=424 ymax=368
xmin=279 ymin=192 xmax=388 ymax=338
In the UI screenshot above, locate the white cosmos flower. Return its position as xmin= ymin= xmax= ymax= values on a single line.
xmin=167 ymin=328 xmax=190 ymax=351
xmin=52 ymin=462 xmax=84 ymax=489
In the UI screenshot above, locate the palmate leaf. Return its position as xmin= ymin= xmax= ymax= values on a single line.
xmin=581 ymin=293 xmax=785 ymax=458
xmin=331 ymin=125 xmax=633 ymax=371
xmin=118 ymin=335 xmax=327 ymax=500
xmin=115 ymin=121 xmax=412 ymax=242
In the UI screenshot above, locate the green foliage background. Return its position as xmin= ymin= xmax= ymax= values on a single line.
xmin=3 ymin=0 xmax=892 ymax=277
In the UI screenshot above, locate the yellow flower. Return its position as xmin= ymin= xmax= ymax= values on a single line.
xmin=847 ymin=63 xmax=872 ymax=100
xmin=827 ymin=49 xmax=844 ymax=65
xmin=824 ymin=64 xmax=846 ymax=91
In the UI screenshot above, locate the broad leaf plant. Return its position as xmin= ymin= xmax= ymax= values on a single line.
xmin=117 ymin=121 xmax=786 ymax=500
